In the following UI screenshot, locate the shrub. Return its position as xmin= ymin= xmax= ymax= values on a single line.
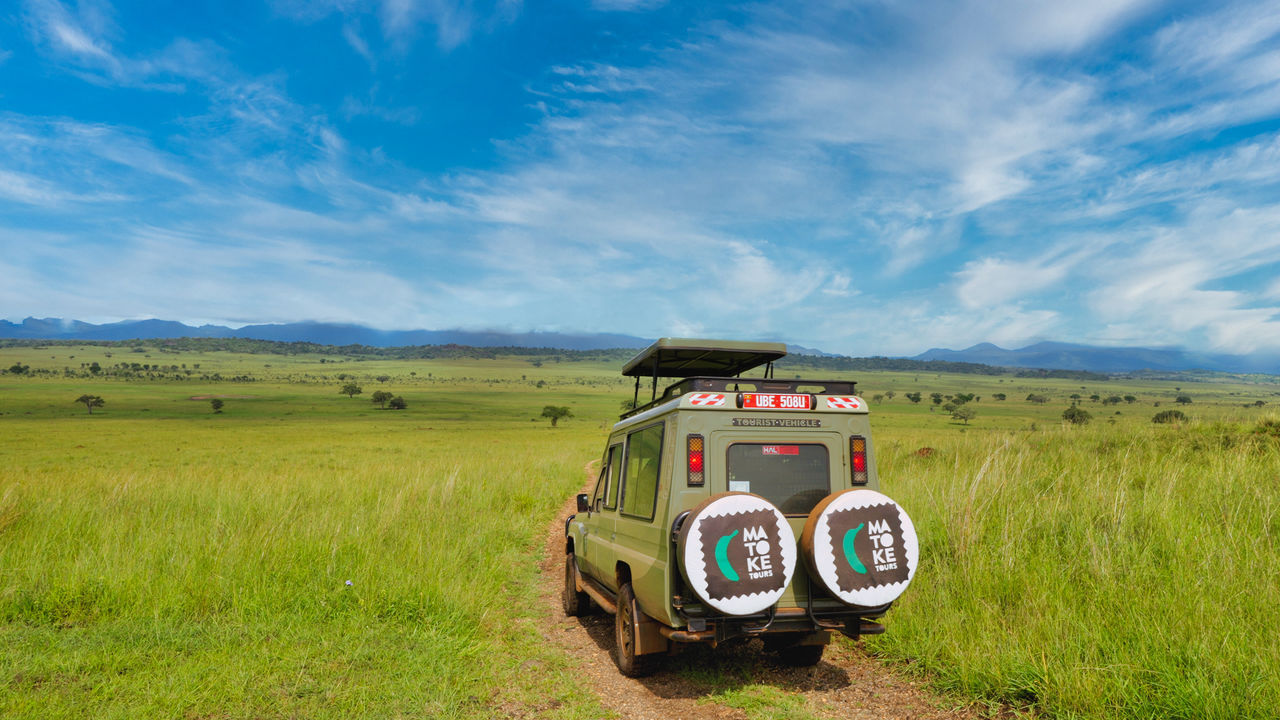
xmin=1062 ymin=406 xmax=1091 ymax=425
xmin=1153 ymin=410 xmax=1188 ymax=424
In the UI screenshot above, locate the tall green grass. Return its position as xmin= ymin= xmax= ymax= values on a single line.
xmin=0 ymin=418 xmax=606 ymax=719
xmin=870 ymin=421 xmax=1280 ymax=719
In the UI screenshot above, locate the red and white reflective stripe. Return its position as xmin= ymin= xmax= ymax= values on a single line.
xmin=825 ymin=396 xmax=862 ymax=409
xmin=687 ymin=393 xmax=726 ymax=406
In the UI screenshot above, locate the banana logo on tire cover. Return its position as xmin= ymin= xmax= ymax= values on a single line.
xmin=801 ymin=489 xmax=918 ymax=609
xmin=677 ymin=493 xmax=797 ymax=616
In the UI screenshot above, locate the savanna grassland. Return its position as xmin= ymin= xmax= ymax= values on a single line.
xmin=2 ymin=342 xmax=1278 ymax=719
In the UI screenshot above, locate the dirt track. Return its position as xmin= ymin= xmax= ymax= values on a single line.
xmin=533 ymin=466 xmax=989 ymax=720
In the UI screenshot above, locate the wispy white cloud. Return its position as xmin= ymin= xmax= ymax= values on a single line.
xmin=271 ymin=0 xmax=518 ymax=53
xmin=342 ymin=21 xmax=376 ymax=68
xmin=1085 ymin=202 xmax=1280 ymax=353
xmin=341 ymin=93 xmax=419 ymax=125
xmin=953 ymin=253 xmax=1079 ymax=310
xmin=590 ymin=0 xmax=667 ymax=12
xmin=0 ymin=168 xmax=73 ymax=205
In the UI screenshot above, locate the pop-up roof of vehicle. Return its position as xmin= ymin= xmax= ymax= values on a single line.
xmin=622 ymin=338 xmax=789 ymax=416
xmin=621 ymin=338 xmax=787 ymax=379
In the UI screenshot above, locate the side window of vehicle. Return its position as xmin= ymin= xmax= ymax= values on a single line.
xmin=590 ymin=458 xmax=609 ymax=510
xmin=603 ymin=444 xmax=622 ymax=510
xmin=620 ymin=423 xmax=665 ymax=520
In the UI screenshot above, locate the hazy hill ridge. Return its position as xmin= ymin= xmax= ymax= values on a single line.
xmin=0 ymin=318 xmax=651 ymax=352
xmin=4 ymin=318 xmax=1277 ymax=374
xmin=914 ymin=341 xmax=1279 ymax=374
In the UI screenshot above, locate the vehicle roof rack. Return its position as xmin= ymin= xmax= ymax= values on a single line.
xmin=622 ymin=338 xmax=789 ymax=412
xmin=619 ymin=376 xmax=860 ymax=420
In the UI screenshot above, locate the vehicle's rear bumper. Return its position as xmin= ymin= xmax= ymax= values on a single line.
xmin=662 ymin=605 xmax=887 ymax=647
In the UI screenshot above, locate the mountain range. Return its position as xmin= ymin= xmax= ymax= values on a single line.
xmin=3 ymin=318 xmax=1277 ymax=374
xmin=913 ymin=341 xmax=1279 ymax=375
xmin=0 ymin=317 xmax=651 ymax=352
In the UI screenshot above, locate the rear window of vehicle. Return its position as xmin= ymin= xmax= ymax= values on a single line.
xmin=726 ymin=443 xmax=829 ymax=515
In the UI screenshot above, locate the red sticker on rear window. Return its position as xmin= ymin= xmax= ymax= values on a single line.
xmin=762 ymin=445 xmax=800 ymax=456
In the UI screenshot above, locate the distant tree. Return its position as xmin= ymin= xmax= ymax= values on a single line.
xmin=992 ymin=393 xmax=1006 ymax=401
xmin=885 ymin=390 xmax=896 ymax=400
xmin=1090 ymin=394 xmax=1101 ymax=402
xmin=1254 ymin=400 xmax=1266 ymax=407
xmin=340 ymin=383 xmax=363 ymax=398
xmin=1153 ymin=409 xmax=1187 ymax=424
xmin=1103 ymin=395 xmax=1123 ymax=406
xmin=7 ymin=363 xmax=29 ymax=375
xmin=952 ymin=407 xmax=976 ymax=424
xmin=89 ymin=362 xmax=101 ymax=375
xmin=210 ymin=398 xmax=224 ymax=413
xmin=872 ymin=394 xmax=885 ymax=403
xmin=905 ymin=392 xmax=922 ymax=404
xmin=336 ymin=373 xmax=350 ymax=380
xmin=376 ymin=375 xmax=391 ymax=383
xmin=620 ymin=399 xmax=638 ymax=412
xmin=930 ymin=392 xmax=944 ymax=405
xmin=541 ymin=405 xmax=573 ymax=427
xmin=1124 ymin=395 xmax=1137 ymax=404
xmin=942 ymin=402 xmax=957 ymax=413
xmin=388 ymin=396 xmax=407 ymax=410
xmin=1062 ymin=406 xmax=1091 ymax=425
xmin=1070 ymin=394 xmax=1081 ymax=401
xmin=952 ymin=392 xmax=975 ymax=405
xmin=531 ymin=360 xmax=543 ymax=368
xmin=371 ymin=390 xmax=393 ymax=409
xmin=75 ymin=394 xmax=104 ymax=414
xmin=1026 ymin=393 xmax=1049 ymax=404
xmin=1175 ymin=395 xmax=1192 ymax=405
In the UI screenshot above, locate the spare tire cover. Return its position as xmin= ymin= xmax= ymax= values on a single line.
xmin=800 ymin=489 xmax=918 ymax=609
xmin=676 ymin=492 xmax=797 ymax=616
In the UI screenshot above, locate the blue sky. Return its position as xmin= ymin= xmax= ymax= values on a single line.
xmin=2 ymin=0 xmax=1280 ymax=357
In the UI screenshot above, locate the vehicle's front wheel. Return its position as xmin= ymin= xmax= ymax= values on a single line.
xmin=562 ymin=552 xmax=589 ymax=617
xmin=614 ymin=583 xmax=660 ymax=677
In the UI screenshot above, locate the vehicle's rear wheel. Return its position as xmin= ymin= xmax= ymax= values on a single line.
xmin=614 ymin=583 xmax=660 ymax=677
xmin=562 ymin=552 xmax=589 ymax=617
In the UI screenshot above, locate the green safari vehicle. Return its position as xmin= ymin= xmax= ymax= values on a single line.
xmin=562 ymin=339 xmax=919 ymax=676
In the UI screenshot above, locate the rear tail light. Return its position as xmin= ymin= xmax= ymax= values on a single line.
xmin=850 ymin=436 xmax=868 ymax=485
xmin=687 ymin=434 xmax=705 ymax=486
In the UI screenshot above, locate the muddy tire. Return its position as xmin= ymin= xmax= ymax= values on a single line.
xmin=562 ymin=552 xmax=589 ymax=617
xmin=775 ymin=643 xmax=825 ymax=667
xmin=614 ymin=583 xmax=660 ymax=677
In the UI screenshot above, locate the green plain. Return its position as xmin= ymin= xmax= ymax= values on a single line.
xmin=2 ymin=343 xmax=1278 ymax=718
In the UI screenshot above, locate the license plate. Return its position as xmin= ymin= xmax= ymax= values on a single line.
xmin=740 ymin=393 xmax=811 ymax=410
